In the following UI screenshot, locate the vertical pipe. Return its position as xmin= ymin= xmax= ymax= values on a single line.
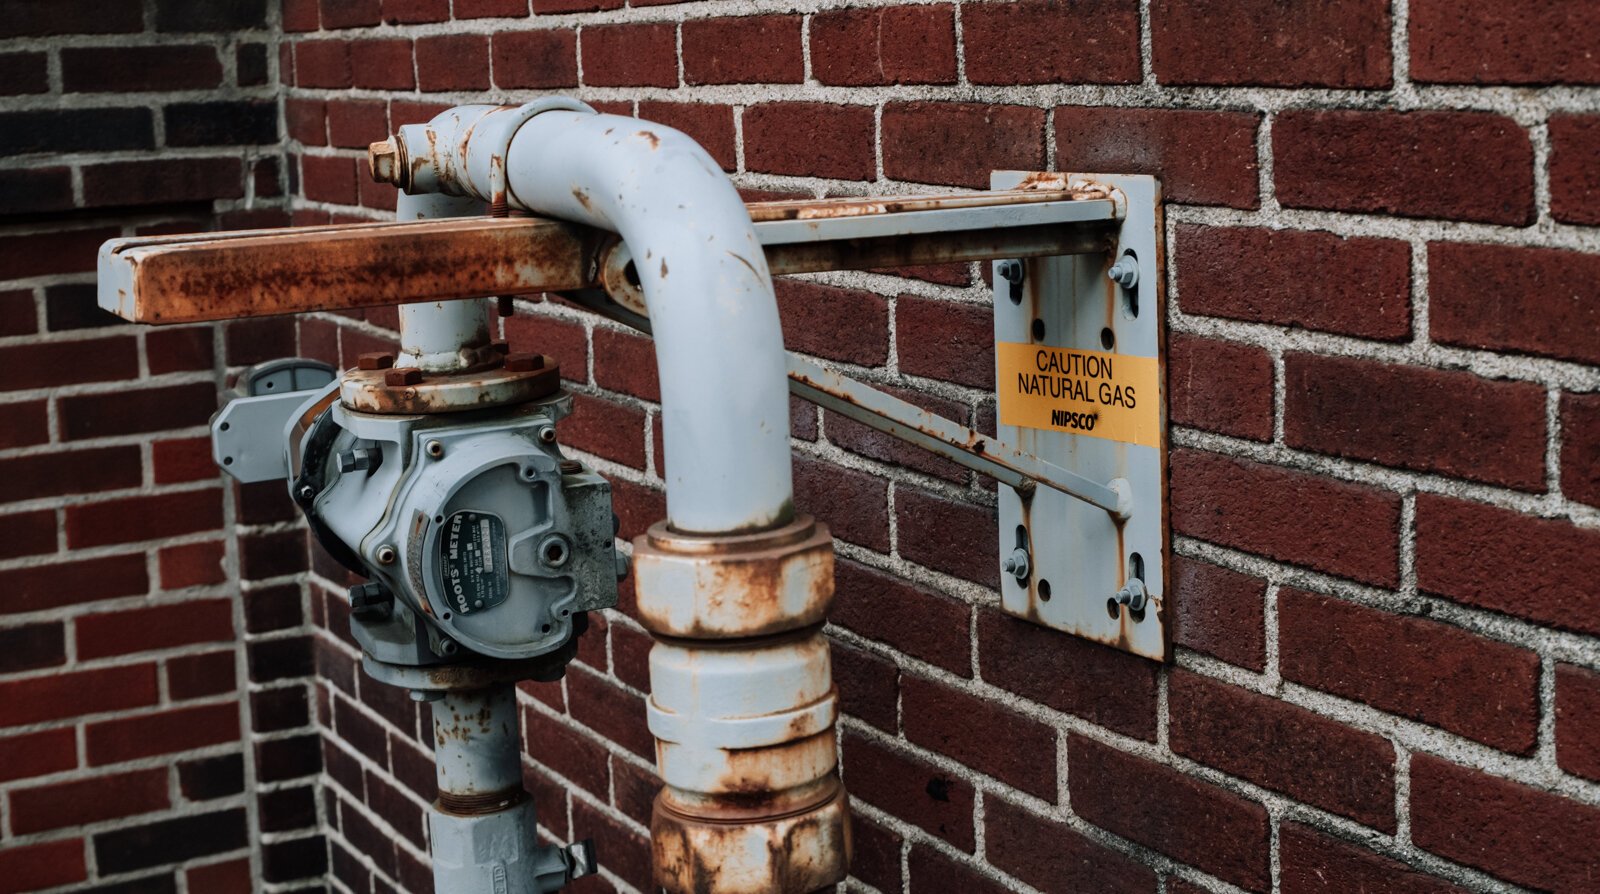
xmin=431 ymin=686 xmax=523 ymax=808
xmin=395 ymin=192 xmax=495 ymax=373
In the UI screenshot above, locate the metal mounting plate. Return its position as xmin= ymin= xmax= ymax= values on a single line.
xmin=991 ymin=172 xmax=1169 ymax=662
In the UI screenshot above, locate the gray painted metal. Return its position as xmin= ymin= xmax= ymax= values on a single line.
xmin=990 ymin=172 xmax=1170 ymax=661
xmin=395 ymin=192 xmax=497 ymax=373
xmin=212 ymin=385 xmax=330 ymax=485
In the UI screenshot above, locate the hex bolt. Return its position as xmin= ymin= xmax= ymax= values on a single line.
xmin=1108 ymin=256 xmax=1139 ymax=289
xmin=357 ymin=352 xmax=395 ymax=371
xmin=490 ymin=340 xmax=510 ymax=356
xmin=338 ymin=447 xmax=375 ymax=473
xmin=375 ymin=544 xmax=398 ymax=566
xmin=504 ymin=352 xmax=544 ymax=373
xmin=409 ymin=689 xmax=444 ymax=703
xmin=1001 ymin=546 xmax=1031 ymax=582
xmin=538 ymin=535 xmax=571 ymax=568
xmin=436 ymin=638 xmax=458 ymax=657
xmin=559 ymin=459 xmax=583 ymax=475
xmin=385 ymin=367 xmax=423 ymax=387
xmin=297 ymin=484 xmax=316 ymax=501
xmin=368 ymin=139 xmax=401 ymax=184
xmin=425 ymin=440 xmax=444 ymax=459
xmin=1113 ymin=578 xmax=1148 ymax=612
xmin=998 ymin=259 xmax=1025 ymax=305
xmin=537 ymin=425 xmax=557 ymax=444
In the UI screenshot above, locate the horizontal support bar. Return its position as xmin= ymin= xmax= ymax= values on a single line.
xmin=98 ymin=189 xmax=1120 ymax=325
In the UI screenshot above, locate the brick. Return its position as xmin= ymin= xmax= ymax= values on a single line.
xmin=154 ymin=0 xmax=268 ymax=31
xmin=1056 ymin=106 xmax=1260 ymax=208
xmin=246 ymin=584 xmax=305 ymax=635
xmin=0 ymin=664 xmax=158 ymax=728
xmin=0 ymin=552 xmax=148 ymax=615
xmin=1280 ymin=587 xmax=1539 ymax=752
xmin=165 ymin=100 xmax=278 ymax=147
xmin=250 ymin=636 xmax=314 ymax=683
xmin=810 ymin=5 xmax=956 ymax=86
xmin=1417 ymin=494 xmax=1600 ymax=637
xmin=0 ymin=400 xmax=47 ymax=449
xmin=9 ymin=768 xmax=169 ymax=834
xmin=0 ymin=728 xmax=77 ymax=783
xmin=894 ymin=487 xmax=997 ymax=587
xmin=985 ymin=796 xmax=1157 ymax=893
xmin=1280 ymin=822 xmax=1466 ymax=894
xmin=1557 ymin=664 xmax=1600 ymax=783
xmin=0 ymin=335 xmax=139 ymax=394
xmin=260 ymin=833 xmax=328 ymax=882
xmin=827 ymin=386 xmax=968 ymax=483
xmin=0 ymin=839 xmax=86 ymax=891
xmin=0 ymin=509 xmax=55 ymax=562
xmin=237 ymin=42 xmax=269 ymax=86
xmin=285 ymin=99 xmax=326 ymax=146
xmin=302 ymin=155 xmax=359 ymax=205
xmin=1275 ymin=111 xmax=1534 ymax=225
xmin=1564 ymin=393 xmax=1600 ymax=509
xmin=1153 ymin=0 xmax=1390 ymax=87
xmin=1411 ymin=0 xmax=1600 ymax=84
xmin=1286 ymin=354 xmax=1547 ymax=490
xmin=571 ymin=799 xmax=652 ymax=892
xmin=773 ymin=278 xmax=889 ymax=366
xmin=0 ymin=52 xmax=47 ymax=95
xmin=382 ymin=0 xmax=446 ymax=23
xmin=1429 ymin=241 xmax=1600 ymax=366
xmin=2 ymin=0 xmax=141 ymax=36
xmin=94 ymin=808 xmax=249 ymax=875
xmin=0 ymin=227 xmax=119 ymax=280
xmin=0 ymin=166 xmax=72 ymax=215
xmin=1414 ymin=754 xmax=1600 ymax=889
xmin=170 ymin=649 xmax=238 ymax=701
xmin=792 ymin=456 xmax=889 ymax=551
xmin=591 ymin=327 xmax=657 ymax=400
xmin=455 ymin=0 xmax=527 ymax=16
xmin=1169 ymin=334 xmax=1273 ymax=441
xmin=896 ymin=296 xmax=994 ymax=389
xmin=503 ymin=312 xmax=586 ymax=383
xmin=1070 ymin=734 xmax=1269 ymax=891
xmin=326 ymin=100 xmax=388 ymax=149
xmin=0 ymin=622 xmax=64 ymax=674
xmin=843 ymin=731 xmax=974 ymax=851
xmin=908 ymin=847 xmax=1009 ymax=894
xmin=187 ymin=859 xmax=252 ymax=893
xmin=683 ymin=15 xmax=802 ymax=85
xmin=321 ymin=0 xmax=380 ymax=27
xmin=147 ymin=326 xmax=214 ymax=373
xmin=1550 ymin=114 xmax=1600 ymax=225
xmin=0 ymin=444 xmax=143 ymax=505
xmin=636 ymin=102 xmax=735 ymax=172
xmin=82 ymin=157 xmax=244 ymax=209
xmin=581 ymin=23 xmax=676 ymax=88
xmin=350 ymin=39 xmax=416 ymax=90
xmin=296 ymin=39 xmax=353 ymax=88
xmin=1175 ymin=225 xmax=1411 ymax=339
xmin=1170 ymin=556 xmax=1265 ymax=670
xmin=1171 ymin=449 xmax=1401 ymax=587
xmin=260 ymin=785 xmax=317 ymax=834
xmin=67 ymin=489 xmax=224 ymax=549
xmin=493 ymin=30 xmax=577 ymax=89
xmin=566 ymin=666 xmax=652 ymax=758
xmin=978 ymin=608 xmax=1157 ymax=739
xmin=44 ymin=283 xmax=119 ymax=331
xmin=744 ymin=103 xmax=875 ymax=181
xmin=88 ymin=702 xmax=240 ymax=765
xmin=524 ymin=710 xmax=609 ymax=798
xmin=1171 ymin=670 xmax=1395 ymax=829
xmin=365 ymin=771 xmax=424 ymax=845
xmin=831 ymin=640 xmax=898 ymax=732
xmin=610 ymin=477 xmax=663 ymax=542
xmin=533 ymin=0 xmax=621 ymax=11
xmin=61 ymin=45 xmax=222 ymax=92
xmin=846 ymin=811 xmax=903 ymax=893
xmin=560 ymin=392 xmax=646 ymax=469
xmin=833 ymin=560 xmax=970 ymax=675
xmin=252 ymin=686 xmax=310 ymax=733
xmin=964 ymin=0 xmax=1140 ymax=85
xmin=76 ymin=599 xmax=235 ymax=659
xmin=59 ymin=383 xmax=217 ymax=441
xmin=416 ymin=35 xmax=488 ymax=90
xmin=284 ymin=0 xmax=319 ymax=29
xmin=902 ymin=675 xmax=1056 ymax=798
xmin=883 ymin=102 xmax=1046 ymax=189
xmin=153 ymin=437 xmax=216 ymax=484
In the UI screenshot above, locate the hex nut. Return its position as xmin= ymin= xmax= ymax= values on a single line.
xmin=368 ymin=139 xmax=401 ymax=184
xmin=357 ymin=352 xmax=395 ymax=371
xmin=385 ymin=367 xmax=423 ymax=387
xmin=504 ymin=353 xmax=544 ymax=373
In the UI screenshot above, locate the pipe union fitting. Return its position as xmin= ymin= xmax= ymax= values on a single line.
xmin=632 ymin=515 xmax=833 ymax=639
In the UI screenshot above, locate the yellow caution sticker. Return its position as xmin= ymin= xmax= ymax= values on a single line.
xmin=996 ymin=342 xmax=1161 ymax=448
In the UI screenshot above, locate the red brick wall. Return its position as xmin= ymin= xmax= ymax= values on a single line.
xmin=282 ymin=2 xmax=1600 ymax=892
xmin=0 ymin=1 xmax=329 ymax=891
xmin=8 ymin=1 xmax=1600 ymax=892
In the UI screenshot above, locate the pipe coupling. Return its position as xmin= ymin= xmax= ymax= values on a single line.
xmin=632 ymin=515 xmax=833 ymax=639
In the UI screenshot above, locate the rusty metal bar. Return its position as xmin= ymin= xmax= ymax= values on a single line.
xmin=97 ymin=192 xmax=1117 ymax=325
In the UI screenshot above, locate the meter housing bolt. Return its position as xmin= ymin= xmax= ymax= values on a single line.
xmin=1113 ymin=577 xmax=1148 ymax=612
xmin=1001 ymin=546 xmax=1031 ymax=583
xmin=1108 ymin=256 xmax=1139 ymax=289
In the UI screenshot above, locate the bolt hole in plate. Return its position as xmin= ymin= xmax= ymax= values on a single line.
xmin=991 ymin=172 xmax=1170 ymax=662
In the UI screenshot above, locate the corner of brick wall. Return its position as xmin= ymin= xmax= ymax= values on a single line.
xmin=0 ymin=0 xmax=329 ymax=890
xmin=5 ymin=0 xmax=1600 ymax=892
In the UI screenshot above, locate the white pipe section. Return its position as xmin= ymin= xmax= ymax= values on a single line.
xmin=392 ymin=106 xmax=795 ymax=535
xmin=395 ymin=192 xmax=494 ymax=372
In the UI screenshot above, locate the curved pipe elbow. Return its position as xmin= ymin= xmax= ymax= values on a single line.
xmin=382 ymin=104 xmax=795 ymax=535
